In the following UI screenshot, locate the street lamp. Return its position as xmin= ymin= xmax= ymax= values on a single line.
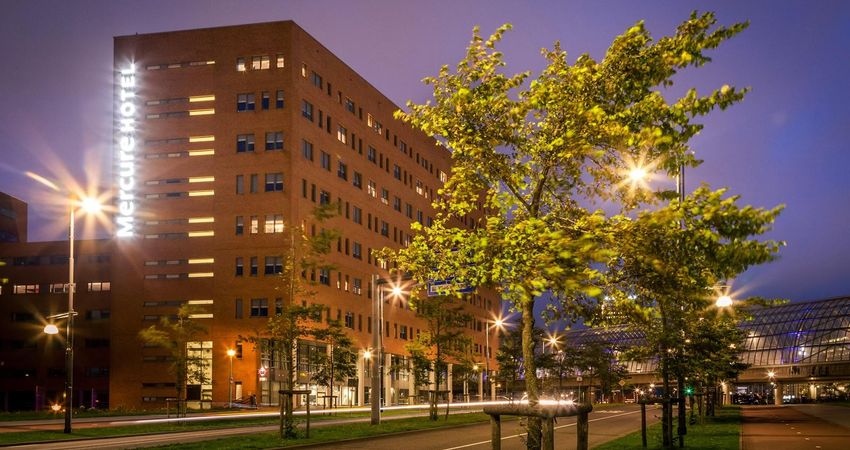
xmin=715 ymin=294 xmax=733 ymax=308
xmin=28 ymin=171 xmax=102 ymax=434
xmin=484 ymin=317 xmax=505 ymax=401
xmin=226 ymin=349 xmax=236 ymax=408
xmin=370 ymin=275 xmax=409 ymax=425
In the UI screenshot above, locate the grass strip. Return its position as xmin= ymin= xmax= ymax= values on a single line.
xmin=594 ymin=405 xmax=741 ymax=450
xmin=152 ymin=412 xmax=493 ymax=449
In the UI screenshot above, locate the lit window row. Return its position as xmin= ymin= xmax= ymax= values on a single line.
xmin=144 ymin=258 xmax=214 ymax=266
xmin=235 ymin=173 xmax=284 ymax=194
xmin=234 ymin=214 xmax=284 ymax=235
xmin=143 ymin=217 xmax=213 ymax=226
xmin=145 ymin=176 xmax=214 ymax=186
xmin=143 ymin=272 xmax=214 ymax=280
xmin=143 ymin=231 xmax=214 ymax=239
xmin=143 ymin=190 xmax=214 ymax=199
xmin=236 ymin=54 xmax=284 ymax=72
xmin=146 ymin=60 xmax=215 ymax=70
xmin=11 ymin=282 xmax=110 ymax=294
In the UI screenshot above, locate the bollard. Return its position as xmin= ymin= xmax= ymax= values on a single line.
xmin=577 ymin=409 xmax=589 ymax=450
xmin=490 ymin=414 xmax=501 ymax=450
xmin=542 ymin=417 xmax=554 ymax=450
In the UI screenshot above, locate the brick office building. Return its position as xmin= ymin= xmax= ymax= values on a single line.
xmin=106 ymin=21 xmax=500 ymax=409
xmin=0 ymin=224 xmax=112 ymax=411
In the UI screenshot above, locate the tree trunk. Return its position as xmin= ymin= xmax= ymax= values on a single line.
xmin=521 ymin=297 xmax=541 ymax=449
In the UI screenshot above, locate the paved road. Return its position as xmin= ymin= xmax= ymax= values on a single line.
xmin=742 ymin=405 xmax=850 ymax=450
xmin=303 ymin=404 xmax=659 ymax=450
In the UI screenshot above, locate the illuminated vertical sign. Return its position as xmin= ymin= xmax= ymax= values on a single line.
xmin=116 ymin=63 xmax=136 ymax=237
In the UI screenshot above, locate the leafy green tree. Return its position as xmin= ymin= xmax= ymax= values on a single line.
xmin=496 ymin=326 xmax=550 ymax=398
xmin=571 ymin=342 xmax=628 ymax=404
xmin=245 ymin=204 xmax=339 ymax=438
xmin=605 ymin=187 xmax=782 ymax=445
xmin=138 ymin=304 xmax=208 ymax=417
xmin=404 ymin=295 xmax=472 ymax=420
xmin=389 ymin=13 xmax=753 ymax=448
xmin=310 ymin=319 xmax=357 ymax=408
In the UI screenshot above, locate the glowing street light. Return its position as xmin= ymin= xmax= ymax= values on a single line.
xmin=628 ymin=167 xmax=648 ymax=183
xmin=715 ymin=294 xmax=733 ymax=308
xmin=28 ymin=171 xmax=104 ymax=434
xmin=370 ymin=275 xmax=412 ymax=425
xmin=363 ymin=349 xmax=372 ymax=360
xmin=226 ymin=349 xmax=236 ymax=408
xmin=484 ymin=316 xmax=506 ymax=401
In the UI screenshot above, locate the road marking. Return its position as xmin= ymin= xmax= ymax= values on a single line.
xmin=441 ymin=409 xmax=643 ymax=450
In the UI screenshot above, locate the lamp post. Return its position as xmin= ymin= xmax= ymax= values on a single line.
xmin=227 ymin=349 xmax=236 ymax=408
xmin=40 ymin=194 xmax=101 ymax=434
xmin=370 ymin=275 xmax=409 ymax=425
xmin=484 ymin=318 xmax=504 ymax=401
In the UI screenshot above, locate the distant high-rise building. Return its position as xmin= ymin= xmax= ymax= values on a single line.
xmin=0 ymin=193 xmax=27 ymax=243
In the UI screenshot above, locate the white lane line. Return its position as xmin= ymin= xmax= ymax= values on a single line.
xmin=441 ymin=409 xmax=643 ymax=450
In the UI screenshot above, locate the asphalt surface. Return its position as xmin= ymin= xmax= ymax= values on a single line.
xmin=302 ymin=404 xmax=658 ymax=450
xmin=741 ymin=404 xmax=850 ymax=450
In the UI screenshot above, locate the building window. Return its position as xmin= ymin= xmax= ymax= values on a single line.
xmin=302 ymin=100 xmax=313 ymax=121
xmin=320 ymin=151 xmax=331 ymax=171
xmin=251 ymin=55 xmax=269 ymax=70
xmin=236 ymin=134 xmax=255 ymax=152
xmin=249 ymin=174 xmax=258 ymax=193
xmin=353 ymin=278 xmax=362 ymax=295
xmin=367 ymin=146 xmax=376 ymax=163
xmin=405 ymin=203 xmax=413 ymax=219
xmin=250 ymin=256 xmax=258 ymax=276
xmin=264 ymin=256 xmax=283 ymax=275
xmin=353 ymin=242 xmax=362 ymax=260
xmin=276 ymin=54 xmax=285 ymax=68
xmin=264 ymin=214 xmax=284 ymax=233
xmin=13 ymin=284 xmax=39 ymax=294
xmin=345 ymin=98 xmax=355 ymax=113
xmin=49 ymin=283 xmax=67 ymax=294
xmin=393 ymin=196 xmax=401 ymax=212
xmin=250 ymin=298 xmax=269 ymax=317
xmin=265 ymin=173 xmax=284 ymax=192
xmin=353 ymin=207 xmax=362 ymax=224
xmin=311 ymin=71 xmax=322 ymax=88
xmin=416 ymin=180 xmax=424 ymax=196
xmin=235 ymin=216 xmax=244 ymax=235
xmin=276 ymin=90 xmax=284 ymax=108
xmin=381 ymin=221 xmax=389 ymax=237
xmin=298 ymin=141 xmax=313 ymax=163
xmin=367 ymin=181 xmax=377 ymax=198
xmin=265 ymin=132 xmax=283 ymax=150
xmin=261 ymin=91 xmax=270 ymax=110
xmin=236 ymin=175 xmax=244 ymax=194
xmin=250 ymin=216 xmax=259 ymax=234
xmin=337 ymin=125 xmax=347 ymax=144
xmin=399 ymin=140 xmax=407 ymax=154
xmin=301 ymin=63 xmax=308 ymax=77
xmin=393 ymin=164 xmax=401 ymax=180
xmin=381 ymin=189 xmax=389 ymax=205
xmin=237 ymin=93 xmax=255 ymax=111
xmin=353 ymin=172 xmax=362 ymax=189
xmin=318 ymin=268 xmax=330 ymax=285
xmin=417 ymin=210 xmax=424 ymax=224
xmin=337 ymin=162 xmax=348 ymax=181
xmin=87 ymin=281 xmax=111 ymax=292
xmin=345 ymin=312 xmax=355 ymax=329
xmin=319 ymin=190 xmax=331 ymax=205
xmin=235 ymin=298 xmax=243 ymax=318
xmin=236 ymin=57 xmax=246 ymax=72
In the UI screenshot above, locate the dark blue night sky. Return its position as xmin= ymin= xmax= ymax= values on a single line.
xmin=1 ymin=1 xmax=848 ymax=303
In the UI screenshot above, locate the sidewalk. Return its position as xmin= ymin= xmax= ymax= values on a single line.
xmin=741 ymin=405 xmax=850 ymax=450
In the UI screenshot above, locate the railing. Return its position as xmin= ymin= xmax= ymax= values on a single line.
xmin=483 ymin=403 xmax=592 ymax=450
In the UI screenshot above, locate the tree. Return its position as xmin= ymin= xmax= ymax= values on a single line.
xmin=572 ymin=342 xmax=628 ymax=404
xmin=138 ymin=304 xmax=208 ymax=417
xmin=245 ymin=204 xmax=339 ymax=438
xmin=404 ymin=295 xmax=472 ymax=420
xmin=389 ymin=12 xmax=753 ymax=448
xmin=604 ymin=187 xmax=782 ymax=445
xmin=310 ymin=319 xmax=357 ymax=408
xmin=496 ymin=325 xmax=550 ymax=398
